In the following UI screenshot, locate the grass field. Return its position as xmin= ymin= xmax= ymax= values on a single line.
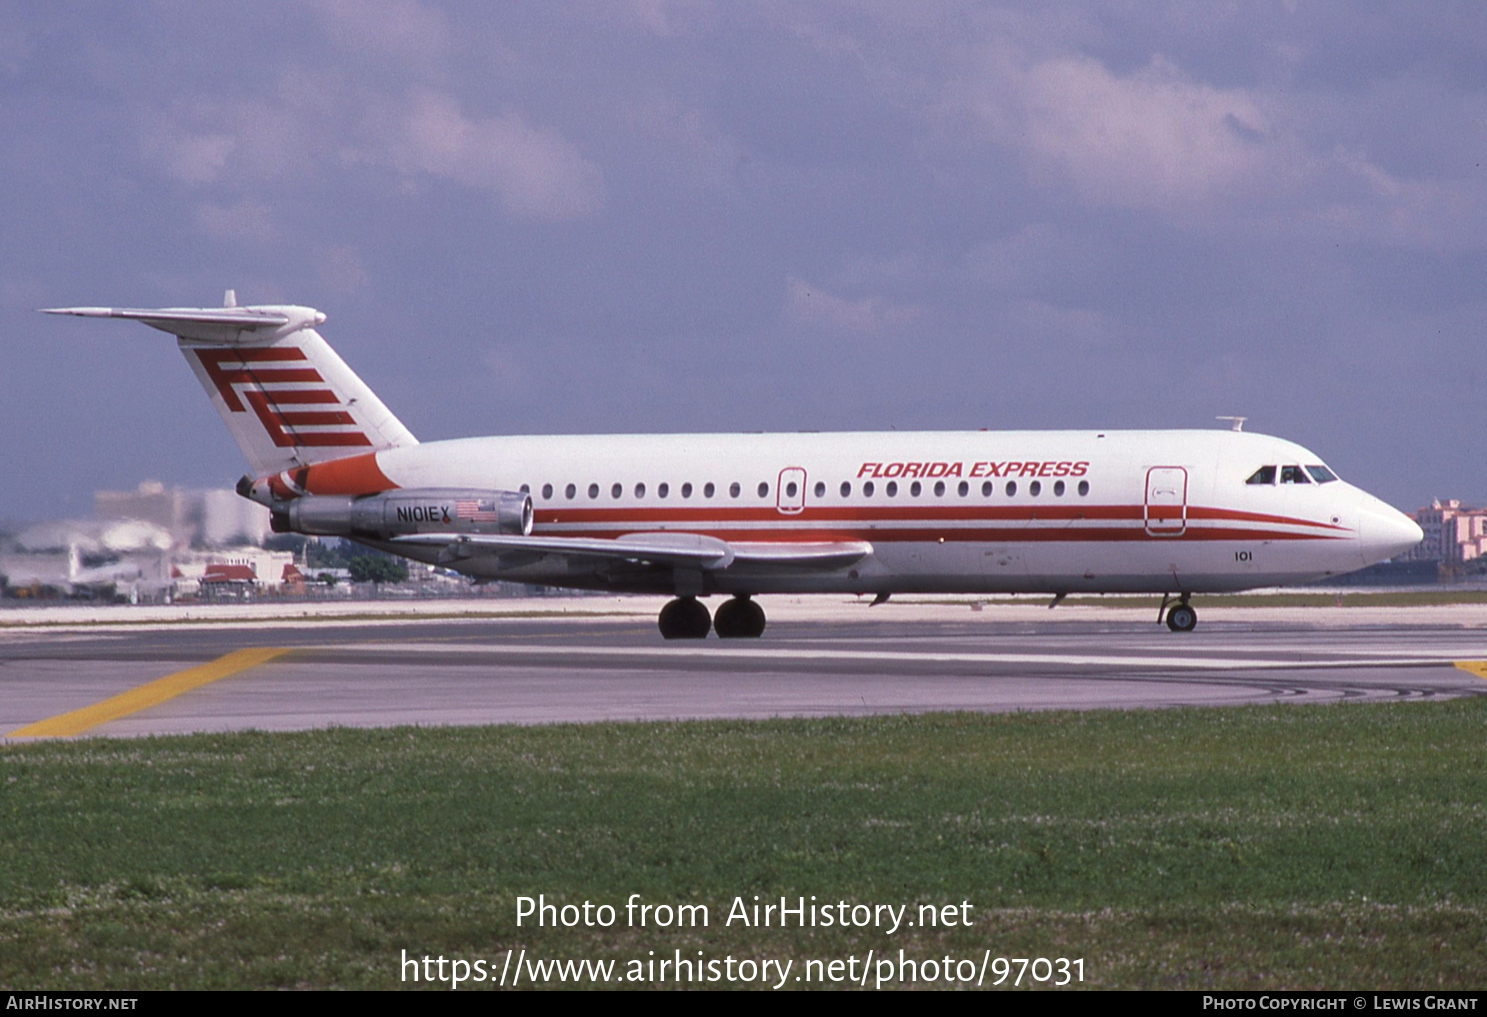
xmin=2 ymin=700 xmax=1485 ymax=990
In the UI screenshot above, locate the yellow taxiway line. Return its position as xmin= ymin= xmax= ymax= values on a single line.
xmin=7 ymin=647 xmax=290 ymax=738
xmin=1453 ymin=661 xmax=1487 ymax=680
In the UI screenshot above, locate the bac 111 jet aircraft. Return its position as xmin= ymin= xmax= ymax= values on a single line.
xmin=45 ymin=296 xmax=1422 ymax=638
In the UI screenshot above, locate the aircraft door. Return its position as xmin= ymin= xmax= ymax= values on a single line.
xmin=1144 ymin=467 xmax=1188 ymax=536
xmin=777 ymin=467 xmax=807 ymax=515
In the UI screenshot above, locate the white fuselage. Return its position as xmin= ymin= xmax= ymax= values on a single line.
xmin=357 ymin=428 xmax=1420 ymax=596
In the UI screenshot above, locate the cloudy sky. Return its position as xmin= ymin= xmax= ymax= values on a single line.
xmin=2 ymin=1 xmax=1483 ymax=520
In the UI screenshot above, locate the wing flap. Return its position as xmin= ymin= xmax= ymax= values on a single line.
xmin=391 ymin=532 xmax=874 ymax=572
xmin=731 ymin=541 xmax=873 ymax=568
xmin=392 ymin=531 xmax=736 ymax=569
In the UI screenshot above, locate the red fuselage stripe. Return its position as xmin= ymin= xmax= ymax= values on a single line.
xmin=541 ymin=525 xmax=1341 ymax=543
xmin=532 ymin=503 xmax=1345 ymax=533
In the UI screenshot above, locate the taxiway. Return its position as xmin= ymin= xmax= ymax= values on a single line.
xmin=2 ymin=597 xmax=1483 ymax=738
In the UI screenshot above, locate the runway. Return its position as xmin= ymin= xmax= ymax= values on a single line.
xmin=2 ymin=598 xmax=1485 ymax=738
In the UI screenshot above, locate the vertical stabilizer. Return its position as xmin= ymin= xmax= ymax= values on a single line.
xmin=43 ymin=301 xmax=417 ymax=477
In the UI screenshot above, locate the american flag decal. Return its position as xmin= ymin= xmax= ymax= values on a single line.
xmin=194 ymin=347 xmax=372 ymax=448
xmin=454 ymin=499 xmax=500 ymax=522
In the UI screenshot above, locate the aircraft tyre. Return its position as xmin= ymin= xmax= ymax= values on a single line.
xmin=714 ymin=596 xmax=766 ymax=639
xmin=1166 ymin=603 xmax=1197 ymax=633
xmin=659 ymin=596 xmax=712 ymax=639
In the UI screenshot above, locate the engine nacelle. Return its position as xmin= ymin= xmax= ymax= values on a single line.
xmin=274 ymin=488 xmax=533 ymax=539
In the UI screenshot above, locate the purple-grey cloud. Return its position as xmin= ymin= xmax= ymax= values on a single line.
xmin=0 ymin=1 xmax=1483 ymax=523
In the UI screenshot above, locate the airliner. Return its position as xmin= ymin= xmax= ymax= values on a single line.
xmin=45 ymin=296 xmax=1422 ymax=637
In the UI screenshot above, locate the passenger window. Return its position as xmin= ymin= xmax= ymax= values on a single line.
xmin=958 ymin=481 xmax=969 ymax=497
xmin=1005 ymin=481 xmax=1017 ymax=497
xmin=758 ymin=482 xmax=769 ymax=498
xmin=840 ymin=481 xmax=852 ymax=497
xmin=729 ymin=482 xmax=741 ymax=498
xmin=612 ymin=482 xmax=623 ymax=498
xmin=542 ymin=483 xmax=553 ymax=500
xmin=786 ymin=481 xmax=798 ymax=497
xmin=658 ymin=483 xmax=669 ymax=498
xmin=981 ymin=481 xmax=992 ymax=496
xmin=1030 ymin=481 xmax=1042 ymax=497
xmin=588 ymin=483 xmax=599 ymax=499
xmin=886 ymin=481 xmax=899 ymax=497
xmin=519 ymin=484 xmax=530 ymax=494
xmin=934 ymin=481 xmax=946 ymax=497
xmin=1246 ymin=466 xmax=1277 ymax=485
xmin=864 ymin=481 xmax=875 ymax=496
xmin=634 ymin=483 xmax=646 ymax=498
xmin=1053 ymin=480 xmax=1065 ymax=496
xmin=910 ymin=481 xmax=921 ymax=497
xmin=1306 ymin=465 xmax=1338 ymax=484
xmin=1280 ymin=465 xmax=1311 ymax=484
xmin=814 ymin=481 xmax=826 ymax=497
xmin=703 ymin=482 xmax=715 ymax=498
xmin=1077 ymin=480 xmax=1089 ymax=497
xmin=565 ymin=483 xmax=576 ymax=500
xmin=681 ymin=482 xmax=692 ymax=498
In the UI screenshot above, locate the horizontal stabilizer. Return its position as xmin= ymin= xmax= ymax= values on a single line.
xmin=43 ymin=307 xmax=290 ymax=327
xmin=42 ymin=305 xmax=314 ymax=344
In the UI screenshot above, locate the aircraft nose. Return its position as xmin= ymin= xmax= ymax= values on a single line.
xmin=1357 ymin=501 xmax=1423 ymax=564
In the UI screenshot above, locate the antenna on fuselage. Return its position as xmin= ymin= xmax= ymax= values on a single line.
xmin=1216 ymin=416 xmax=1247 ymax=432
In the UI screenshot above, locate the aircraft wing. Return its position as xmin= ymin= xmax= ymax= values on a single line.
xmin=390 ymin=532 xmax=872 ymax=571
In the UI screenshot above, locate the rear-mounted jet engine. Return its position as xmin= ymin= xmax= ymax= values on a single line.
xmin=272 ymin=489 xmax=533 ymax=541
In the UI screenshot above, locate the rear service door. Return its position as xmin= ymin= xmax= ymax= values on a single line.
xmin=776 ymin=467 xmax=807 ymax=514
xmin=1144 ymin=467 xmax=1188 ymax=536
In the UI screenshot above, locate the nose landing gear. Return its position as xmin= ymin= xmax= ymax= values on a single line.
xmin=1166 ymin=603 xmax=1197 ymax=632
xmin=657 ymin=596 xmax=712 ymax=639
xmin=713 ymin=595 xmax=766 ymax=639
xmin=1159 ymin=593 xmax=1198 ymax=632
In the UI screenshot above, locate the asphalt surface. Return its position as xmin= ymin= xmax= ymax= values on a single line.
xmin=3 ymin=603 xmax=1485 ymax=738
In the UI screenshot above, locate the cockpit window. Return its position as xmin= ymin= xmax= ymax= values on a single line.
xmin=1245 ymin=466 xmax=1276 ymax=485
xmin=1279 ymin=465 xmax=1311 ymax=484
xmin=1306 ymin=465 xmax=1338 ymax=484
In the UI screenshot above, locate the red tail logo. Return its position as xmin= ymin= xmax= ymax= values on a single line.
xmin=195 ymin=347 xmax=372 ymax=448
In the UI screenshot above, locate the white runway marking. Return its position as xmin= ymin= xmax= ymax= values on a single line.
xmin=330 ymin=640 xmax=1465 ymax=672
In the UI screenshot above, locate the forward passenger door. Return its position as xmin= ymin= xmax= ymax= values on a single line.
xmin=1144 ymin=467 xmax=1188 ymax=536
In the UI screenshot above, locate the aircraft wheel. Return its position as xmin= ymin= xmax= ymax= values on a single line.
xmin=1166 ymin=603 xmax=1197 ymax=633
xmin=714 ymin=596 xmax=766 ymax=639
xmin=659 ymin=596 xmax=712 ymax=639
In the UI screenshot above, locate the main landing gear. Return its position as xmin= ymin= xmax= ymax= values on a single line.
xmin=658 ymin=596 xmax=712 ymax=639
xmin=1159 ymin=593 xmax=1198 ymax=633
xmin=656 ymin=595 xmax=766 ymax=640
xmin=713 ymin=595 xmax=766 ymax=639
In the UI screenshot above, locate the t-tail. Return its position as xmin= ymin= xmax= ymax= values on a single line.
xmin=43 ymin=291 xmax=417 ymax=479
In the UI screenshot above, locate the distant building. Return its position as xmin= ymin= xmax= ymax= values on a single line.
xmin=1408 ymin=500 xmax=1487 ymax=564
xmin=93 ymin=481 xmax=270 ymax=548
xmin=199 ymin=488 xmax=271 ymax=547
xmin=170 ymin=548 xmax=296 ymax=596
xmin=3 ymin=481 xmax=280 ymax=600
xmin=1 ymin=515 xmax=175 ymax=596
xmin=92 ymin=480 xmax=188 ymax=538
